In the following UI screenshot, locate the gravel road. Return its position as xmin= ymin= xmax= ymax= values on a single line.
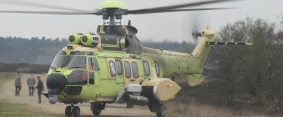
xmin=0 ymin=73 xmax=157 ymax=117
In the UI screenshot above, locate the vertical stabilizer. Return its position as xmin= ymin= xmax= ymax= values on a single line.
xmin=185 ymin=27 xmax=217 ymax=86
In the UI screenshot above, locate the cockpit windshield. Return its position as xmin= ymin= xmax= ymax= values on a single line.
xmin=69 ymin=56 xmax=86 ymax=69
xmin=51 ymin=51 xmax=72 ymax=68
xmin=51 ymin=51 xmax=88 ymax=69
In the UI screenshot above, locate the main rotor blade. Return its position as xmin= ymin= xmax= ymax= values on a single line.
xmin=0 ymin=0 xmax=88 ymax=12
xmin=0 ymin=10 xmax=101 ymax=15
xmin=127 ymin=0 xmax=237 ymax=14
xmin=127 ymin=7 xmax=233 ymax=14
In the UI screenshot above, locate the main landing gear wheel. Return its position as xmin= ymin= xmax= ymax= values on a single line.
xmin=91 ymin=103 xmax=105 ymax=115
xmin=72 ymin=106 xmax=80 ymax=117
xmin=65 ymin=106 xmax=72 ymax=116
xmin=156 ymin=104 xmax=166 ymax=117
xmin=92 ymin=108 xmax=102 ymax=115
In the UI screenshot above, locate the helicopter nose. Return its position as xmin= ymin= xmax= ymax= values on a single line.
xmin=46 ymin=74 xmax=67 ymax=104
xmin=46 ymin=74 xmax=67 ymax=93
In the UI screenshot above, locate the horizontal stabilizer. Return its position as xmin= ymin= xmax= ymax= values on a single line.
xmin=206 ymin=41 xmax=252 ymax=45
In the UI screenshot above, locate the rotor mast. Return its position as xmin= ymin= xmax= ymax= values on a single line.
xmin=99 ymin=0 xmax=126 ymax=25
xmin=102 ymin=8 xmax=122 ymax=25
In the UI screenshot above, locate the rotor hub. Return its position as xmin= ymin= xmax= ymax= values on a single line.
xmin=99 ymin=0 xmax=126 ymax=9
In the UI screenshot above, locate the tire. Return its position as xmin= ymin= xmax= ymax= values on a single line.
xmin=92 ymin=108 xmax=102 ymax=115
xmin=72 ymin=106 xmax=80 ymax=117
xmin=65 ymin=106 xmax=72 ymax=116
xmin=156 ymin=104 xmax=166 ymax=117
xmin=127 ymin=103 xmax=134 ymax=108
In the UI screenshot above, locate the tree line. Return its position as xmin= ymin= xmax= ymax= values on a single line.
xmin=0 ymin=37 xmax=68 ymax=64
xmin=0 ymin=36 xmax=195 ymax=64
xmin=210 ymin=17 xmax=283 ymax=110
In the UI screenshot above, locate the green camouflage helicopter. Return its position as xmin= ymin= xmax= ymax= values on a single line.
xmin=0 ymin=0 xmax=252 ymax=117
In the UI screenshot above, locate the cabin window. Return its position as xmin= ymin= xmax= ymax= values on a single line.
xmin=92 ymin=57 xmax=100 ymax=71
xmin=109 ymin=60 xmax=116 ymax=77
xmin=69 ymin=56 xmax=86 ymax=69
xmin=124 ymin=61 xmax=131 ymax=78
xmin=89 ymin=72 xmax=94 ymax=84
xmin=143 ymin=61 xmax=150 ymax=76
xmin=132 ymin=61 xmax=139 ymax=79
xmin=88 ymin=58 xmax=93 ymax=70
xmin=115 ymin=60 xmax=123 ymax=75
xmin=154 ymin=61 xmax=160 ymax=77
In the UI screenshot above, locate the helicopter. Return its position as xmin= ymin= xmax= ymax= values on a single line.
xmin=0 ymin=0 xmax=252 ymax=117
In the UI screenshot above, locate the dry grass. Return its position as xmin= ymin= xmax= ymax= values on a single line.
xmin=164 ymin=77 xmax=283 ymax=117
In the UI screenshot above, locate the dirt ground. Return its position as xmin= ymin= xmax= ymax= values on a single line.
xmin=0 ymin=73 xmax=161 ymax=117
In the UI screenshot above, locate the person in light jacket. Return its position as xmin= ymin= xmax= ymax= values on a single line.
xmin=27 ymin=73 xmax=36 ymax=96
xmin=35 ymin=76 xmax=44 ymax=104
xmin=14 ymin=72 xmax=21 ymax=96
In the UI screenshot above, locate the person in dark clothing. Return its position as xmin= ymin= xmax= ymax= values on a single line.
xmin=14 ymin=72 xmax=21 ymax=96
xmin=35 ymin=76 xmax=44 ymax=104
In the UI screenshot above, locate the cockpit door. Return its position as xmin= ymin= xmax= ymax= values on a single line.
xmin=87 ymin=57 xmax=95 ymax=99
xmin=122 ymin=59 xmax=140 ymax=87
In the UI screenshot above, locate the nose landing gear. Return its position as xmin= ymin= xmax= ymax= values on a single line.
xmin=65 ymin=103 xmax=81 ymax=117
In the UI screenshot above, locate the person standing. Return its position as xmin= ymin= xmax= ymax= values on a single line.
xmin=27 ymin=73 xmax=36 ymax=96
xmin=35 ymin=76 xmax=44 ymax=104
xmin=14 ymin=72 xmax=21 ymax=96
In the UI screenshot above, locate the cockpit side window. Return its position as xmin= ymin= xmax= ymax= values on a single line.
xmin=109 ymin=60 xmax=116 ymax=77
xmin=92 ymin=57 xmax=100 ymax=71
xmin=88 ymin=58 xmax=93 ymax=70
xmin=88 ymin=72 xmax=94 ymax=84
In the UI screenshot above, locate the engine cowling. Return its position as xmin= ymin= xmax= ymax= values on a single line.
xmin=68 ymin=33 xmax=83 ymax=44
xmin=81 ymin=34 xmax=99 ymax=46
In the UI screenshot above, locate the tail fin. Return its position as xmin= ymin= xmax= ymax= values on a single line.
xmin=185 ymin=27 xmax=216 ymax=86
xmin=186 ymin=27 xmax=252 ymax=86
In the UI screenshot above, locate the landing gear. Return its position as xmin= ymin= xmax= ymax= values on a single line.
xmin=65 ymin=106 xmax=72 ymax=116
xmin=92 ymin=108 xmax=101 ymax=115
xmin=72 ymin=106 xmax=80 ymax=117
xmin=65 ymin=104 xmax=80 ymax=117
xmin=91 ymin=102 xmax=105 ymax=115
xmin=156 ymin=104 xmax=166 ymax=117
xmin=148 ymin=103 xmax=166 ymax=117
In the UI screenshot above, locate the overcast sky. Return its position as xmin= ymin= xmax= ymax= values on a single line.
xmin=0 ymin=0 xmax=281 ymax=42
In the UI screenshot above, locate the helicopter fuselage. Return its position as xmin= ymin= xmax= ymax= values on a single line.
xmin=47 ymin=43 xmax=210 ymax=104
